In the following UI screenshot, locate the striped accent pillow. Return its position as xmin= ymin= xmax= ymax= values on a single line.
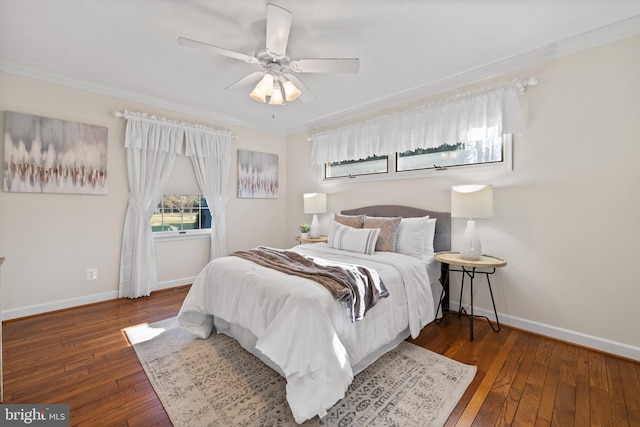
xmin=328 ymin=221 xmax=380 ymax=255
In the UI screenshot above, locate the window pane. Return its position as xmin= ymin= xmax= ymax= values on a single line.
xmin=151 ymin=195 xmax=210 ymax=232
xmin=325 ymin=155 xmax=388 ymax=179
xmin=397 ymin=137 xmax=503 ymax=172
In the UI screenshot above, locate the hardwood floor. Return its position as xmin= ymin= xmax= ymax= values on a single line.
xmin=3 ymin=286 xmax=639 ymax=426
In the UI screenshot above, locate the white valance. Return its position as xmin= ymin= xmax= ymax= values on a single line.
xmin=118 ymin=110 xmax=233 ymax=154
xmin=310 ymin=80 xmax=525 ymax=165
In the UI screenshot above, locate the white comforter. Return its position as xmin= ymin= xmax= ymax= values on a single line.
xmin=177 ymin=243 xmax=435 ymax=423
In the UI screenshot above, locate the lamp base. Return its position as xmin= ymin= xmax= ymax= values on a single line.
xmin=309 ymin=214 xmax=321 ymax=238
xmin=459 ymin=219 xmax=482 ymax=260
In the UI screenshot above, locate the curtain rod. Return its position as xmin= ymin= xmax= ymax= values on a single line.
xmin=113 ymin=110 xmax=238 ymax=139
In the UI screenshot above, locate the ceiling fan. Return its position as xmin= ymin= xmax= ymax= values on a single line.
xmin=177 ymin=3 xmax=360 ymax=105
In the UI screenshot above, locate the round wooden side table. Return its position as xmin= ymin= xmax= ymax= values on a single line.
xmin=435 ymin=251 xmax=507 ymax=341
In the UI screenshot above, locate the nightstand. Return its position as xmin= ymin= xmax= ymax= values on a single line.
xmin=435 ymin=251 xmax=507 ymax=341
xmin=296 ymin=235 xmax=328 ymax=244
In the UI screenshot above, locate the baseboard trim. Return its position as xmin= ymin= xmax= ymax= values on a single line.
xmin=2 ymin=291 xmax=119 ymax=321
xmin=449 ymin=301 xmax=640 ymax=361
xmin=1 ymin=277 xmax=196 ymax=321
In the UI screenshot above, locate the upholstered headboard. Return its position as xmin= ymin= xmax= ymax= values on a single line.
xmin=340 ymin=205 xmax=451 ymax=253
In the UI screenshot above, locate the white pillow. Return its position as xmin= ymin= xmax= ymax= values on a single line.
xmin=395 ymin=216 xmax=430 ymax=258
xmin=328 ymin=221 xmax=380 ymax=255
xmin=422 ymin=218 xmax=437 ymax=259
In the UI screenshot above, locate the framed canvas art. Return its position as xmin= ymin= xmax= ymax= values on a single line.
xmin=237 ymin=149 xmax=279 ymax=199
xmin=3 ymin=111 xmax=108 ymax=195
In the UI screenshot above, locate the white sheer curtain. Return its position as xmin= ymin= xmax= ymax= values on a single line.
xmin=185 ymin=127 xmax=232 ymax=261
xmin=310 ymin=80 xmax=525 ymax=165
xmin=119 ymin=117 xmax=183 ymax=298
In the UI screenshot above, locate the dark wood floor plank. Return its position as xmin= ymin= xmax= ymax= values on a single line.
xmin=590 ymin=387 xmax=614 ymax=427
xmin=472 ymin=330 xmax=528 ymax=426
xmin=458 ymin=331 xmax=517 ymax=425
xmin=551 ymin=381 xmax=576 ymax=427
xmin=605 ymin=355 xmax=630 ymax=426
xmin=616 ymin=358 xmax=640 ymax=413
xmin=538 ymin=342 xmax=566 ymax=422
xmin=511 ymin=361 xmax=548 ymax=426
xmin=558 ymin=344 xmax=578 ymax=387
xmin=575 ymin=374 xmax=591 ymax=427
xmin=589 ymin=352 xmax=609 ymax=392
xmin=496 ymin=333 xmax=541 ymax=425
xmin=3 ymin=286 xmax=639 ymax=427
xmin=588 ymin=352 xmax=614 ymax=426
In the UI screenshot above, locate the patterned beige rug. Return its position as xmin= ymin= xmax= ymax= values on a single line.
xmin=125 ymin=317 xmax=476 ymax=427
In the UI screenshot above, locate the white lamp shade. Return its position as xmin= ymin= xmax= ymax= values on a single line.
xmin=303 ymin=193 xmax=327 ymax=214
xmin=451 ymin=184 xmax=494 ymax=219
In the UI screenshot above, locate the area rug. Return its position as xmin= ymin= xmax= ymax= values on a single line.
xmin=125 ymin=317 xmax=476 ymax=427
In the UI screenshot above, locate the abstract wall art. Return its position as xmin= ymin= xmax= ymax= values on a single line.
xmin=3 ymin=111 xmax=108 ymax=195
xmin=237 ymin=149 xmax=279 ymax=199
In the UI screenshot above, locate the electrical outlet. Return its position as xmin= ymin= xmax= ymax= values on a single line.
xmin=86 ymin=268 xmax=98 ymax=280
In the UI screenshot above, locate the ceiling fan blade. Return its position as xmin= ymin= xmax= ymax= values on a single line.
xmin=225 ymin=71 xmax=264 ymax=90
xmin=290 ymin=58 xmax=360 ymax=73
xmin=178 ymin=37 xmax=258 ymax=64
xmin=265 ymin=3 xmax=292 ymax=60
xmin=283 ymin=73 xmax=315 ymax=103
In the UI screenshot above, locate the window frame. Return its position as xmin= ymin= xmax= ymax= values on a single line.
xmin=151 ymin=194 xmax=212 ymax=241
xmin=321 ymin=135 xmax=512 ymax=183
xmin=323 ymin=155 xmax=389 ymax=179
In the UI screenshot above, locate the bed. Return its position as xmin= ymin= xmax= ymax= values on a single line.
xmin=177 ymin=205 xmax=451 ymax=423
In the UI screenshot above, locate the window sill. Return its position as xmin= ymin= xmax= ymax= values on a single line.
xmin=153 ymin=229 xmax=211 ymax=242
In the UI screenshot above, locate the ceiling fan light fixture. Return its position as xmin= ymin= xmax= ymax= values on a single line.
xmin=282 ymin=79 xmax=301 ymax=101
xmin=249 ymin=85 xmax=267 ymax=103
xmin=261 ymin=73 xmax=275 ymax=96
xmin=269 ymin=82 xmax=285 ymax=106
xmin=250 ymin=73 xmax=277 ymax=103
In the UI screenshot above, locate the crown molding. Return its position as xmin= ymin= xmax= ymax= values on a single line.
xmin=0 ymin=60 xmax=288 ymax=137
xmin=304 ymin=14 xmax=640 ymax=133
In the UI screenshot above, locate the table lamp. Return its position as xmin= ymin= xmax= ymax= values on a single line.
xmin=303 ymin=193 xmax=327 ymax=238
xmin=451 ymin=184 xmax=493 ymax=260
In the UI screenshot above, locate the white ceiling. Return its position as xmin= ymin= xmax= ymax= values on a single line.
xmin=1 ymin=1 xmax=640 ymax=136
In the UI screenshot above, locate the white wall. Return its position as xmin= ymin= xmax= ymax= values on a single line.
xmin=0 ymin=72 xmax=288 ymax=319
xmin=287 ymin=34 xmax=640 ymax=359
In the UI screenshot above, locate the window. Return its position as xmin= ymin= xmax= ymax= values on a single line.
xmin=325 ymin=155 xmax=388 ymax=179
xmin=323 ymin=134 xmax=511 ymax=181
xmin=397 ymin=137 xmax=504 ymax=172
xmin=151 ymin=195 xmax=210 ymax=236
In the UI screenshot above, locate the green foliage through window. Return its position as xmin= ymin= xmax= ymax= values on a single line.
xmin=151 ymin=195 xmax=211 ymax=233
xmin=398 ymin=143 xmax=464 ymax=157
xmin=397 ymin=138 xmax=503 ymax=172
xmin=325 ymin=155 xmax=388 ymax=179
